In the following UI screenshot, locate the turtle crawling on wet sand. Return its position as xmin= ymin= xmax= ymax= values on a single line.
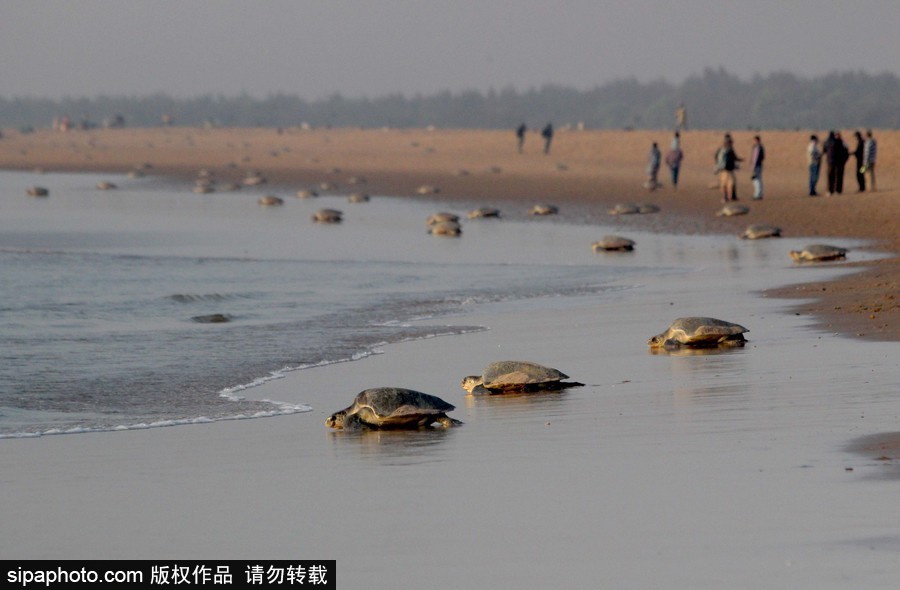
xmin=739 ymin=224 xmax=781 ymax=239
xmin=311 ymin=208 xmax=343 ymax=223
xmin=648 ymin=317 xmax=748 ymax=349
xmin=789 ymin=244 xmax=848 ymax=262
xmin=461 ymin=360 xmax=583 ymax=394
xmin=325 ymin=387 xmax=462 ymax=429
xmin=592 ymin=235 xmax=635 ymax=252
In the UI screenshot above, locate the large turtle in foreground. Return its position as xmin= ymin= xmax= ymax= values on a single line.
xmin=325 ymin=387 xmax=461 ymax=429
xmin=789 ymin=244 xmax=848 ymax=262
xmin=461 ymin=360 xmax=583 ymax=394
xmin=648 ymin=317 xmax=748 ymax=349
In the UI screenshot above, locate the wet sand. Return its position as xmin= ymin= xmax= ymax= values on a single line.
xmin=1 ymin=126 xmax=897 ymax=341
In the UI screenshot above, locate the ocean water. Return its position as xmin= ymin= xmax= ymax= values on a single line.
xmin=0 ymin=170 xmax=660 ymax=437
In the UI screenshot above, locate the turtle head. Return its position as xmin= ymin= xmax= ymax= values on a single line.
xmin=647 ymin=334 xmax=667 ymax=348
xmin=460 ymin=375 xmax=483 ymax=393
xmin=324 ymin=411 xmax=346 ymax=429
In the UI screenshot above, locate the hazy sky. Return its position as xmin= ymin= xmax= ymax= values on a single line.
xmin=2 ymin=1 xmax=898 ymax=100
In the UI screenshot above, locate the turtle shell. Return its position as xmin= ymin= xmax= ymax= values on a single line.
xmin=340 ymin=387 xmax=456 ymax=428
xmin=608 ymin=203 xmax=640 ymax=215
xmin=311 ymin=208 xmax=343 ymax=223
xmin=529 ymin=204 xmax=558 ymax=215
xmin=426 ymin=212 xmax=459 ymax=226
xmin=716 ymin=204 xmax=749 ymax=217
xmin=467 ymin=207 xmax=501 ymax=219
xmin=740 ymin=224 xmax=781 ymax=239
xmin=649 ymin=317 xmax=748 ymax=348
xmin=480 ymin=361 xmax=568 ymax=391
xmin=592 ymin=235 xmax=635 ymax=252
xmin=428 ymin=220 xmax=462 ymax=237
xmin=789 ymin=244 xmax=847 ymax=262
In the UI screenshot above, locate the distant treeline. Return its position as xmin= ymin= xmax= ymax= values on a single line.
xmin=2 ymin=68 xmax=898 ymax=131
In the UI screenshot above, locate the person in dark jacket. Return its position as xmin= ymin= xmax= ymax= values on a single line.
xmin=833 ymin=131 xmax=849 ymax=194
xmin=541 ymin=123 xmax=553 ymax=154
xmin=516 ymin=123 xmax=527 ymax=154
xmin=822 ymin=131 xmax=848 ymax=195
xmin=851 ymin=130 xmax=866 ymax=192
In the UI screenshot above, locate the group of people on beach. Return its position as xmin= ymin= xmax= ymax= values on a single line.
xmin=645 ymin=128 xmax=877 ymax=201
xmin=515 ymin=122 xmax=554 ymax=154
xmin=806 ymin=129 xmax=877 ymax=196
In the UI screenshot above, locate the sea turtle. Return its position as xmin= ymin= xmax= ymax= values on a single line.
xmin=592 ymin=235 xmax=635 ymax=252
xmin=461 ymin=360 xmax=583 ymax=394
xmin=311 ymin=208 xmax=343 ymax=223
xmin=325 ymin=387 xmax=462 ymax=429
xmin=242 ymin=172 xmax=267 ymax=186
xmin=426 ymin=212 xmax=460 ymax=226
xmin=467 ymin=207 xmax=501 ymax=219
xmin=740 ymin=224 xmax=781 ymax=240
xmin=648 ymin=317 xmax=749 ymax=349
xmin=428 ymin=220 xmax=462 ymax=237
xmin=348 ymin=192 xmax=370 ymax=203
xmin=608 ymin=203 xmax=640 ymax=215
xmin=715 ymin=203 xmax=749 ymax=217
xmin=789 ymin=244 xmax=848 ymax=262
xmin=258 ymin=195 xmax=284 ymax=206
xmin=529 ymin=204 xmax=559 ymax=216
xmin=26 ymin=186 xmax=49 ymax=197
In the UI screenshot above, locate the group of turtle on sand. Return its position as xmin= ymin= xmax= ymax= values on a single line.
xmin=325 ymin=316 xmax=752 ymax=430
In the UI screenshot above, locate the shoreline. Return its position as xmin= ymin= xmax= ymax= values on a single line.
xmin=1 ymin=126 xmax=897 ymax=340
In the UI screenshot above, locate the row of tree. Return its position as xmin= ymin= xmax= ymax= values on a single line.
xmin=1 ymin=68 xmax=897 ymax=131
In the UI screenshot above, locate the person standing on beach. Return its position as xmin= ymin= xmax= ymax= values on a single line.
xmin=834 ymin=131 xmax=849 ymax=194
xmin=541 ymin=123 xmax=554 ymax=154
xmin=807 ymin=134 xmax=822 ymax=196
xmin=715 ymin=134 xmax=741 ymax=202
xmin=749 ymin=135 xmax=765 ymax=200
xmin=516 ymin=123 xmax=527 ymax=153
xmin=863 ymin=129 xmax=878 ymax=191
xmin=665 ymin=133 xmax=683 ymax=190
xmin=822 ymin=131 xmax=847 ymax=195
xmin=646 ymin=142 xmax=662 ymax=190
xmin=675 ymin=103 xmax=687 ymax=131
xmin=851 ymin=130 xmax=866 ymax=192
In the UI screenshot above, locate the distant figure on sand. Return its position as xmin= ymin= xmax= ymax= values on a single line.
xmin=807 ymin=135 xmax=822 ymax=196
xmin=863 ymin=129 xmax=877 ymax=191
xmin=541 ymin=123 xmax=553 ymax=154
xmin=516 ymin=123 xmax=526 ymax=153
xmin=675 ymin=103 xmax=687 ymax=131
xmin=646 ymin=142 xmax=662 ymax=190
xmin=715 ymin=134 xmax=742 ymax=202
xmin=665 ymin=132 xmax=683 ymax=190
xmin=749 ymin=135 xmax=765 ymax=200
xmin=822 ymin=131 xmax=848 ymax=195
xmin=851 ymin=130 xmax=866 ymax=192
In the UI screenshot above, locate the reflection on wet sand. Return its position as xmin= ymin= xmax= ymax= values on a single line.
xmin=844 ymin=431 xmax=900 ymax=480
xmin=326 ymin=426 xmax=457 ymax=465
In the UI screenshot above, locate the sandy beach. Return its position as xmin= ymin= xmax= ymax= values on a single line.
xmin=1 ymin=126 xmax=897 ymax=341
xmin=2 ymin=128 xmax=899 ymax=587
